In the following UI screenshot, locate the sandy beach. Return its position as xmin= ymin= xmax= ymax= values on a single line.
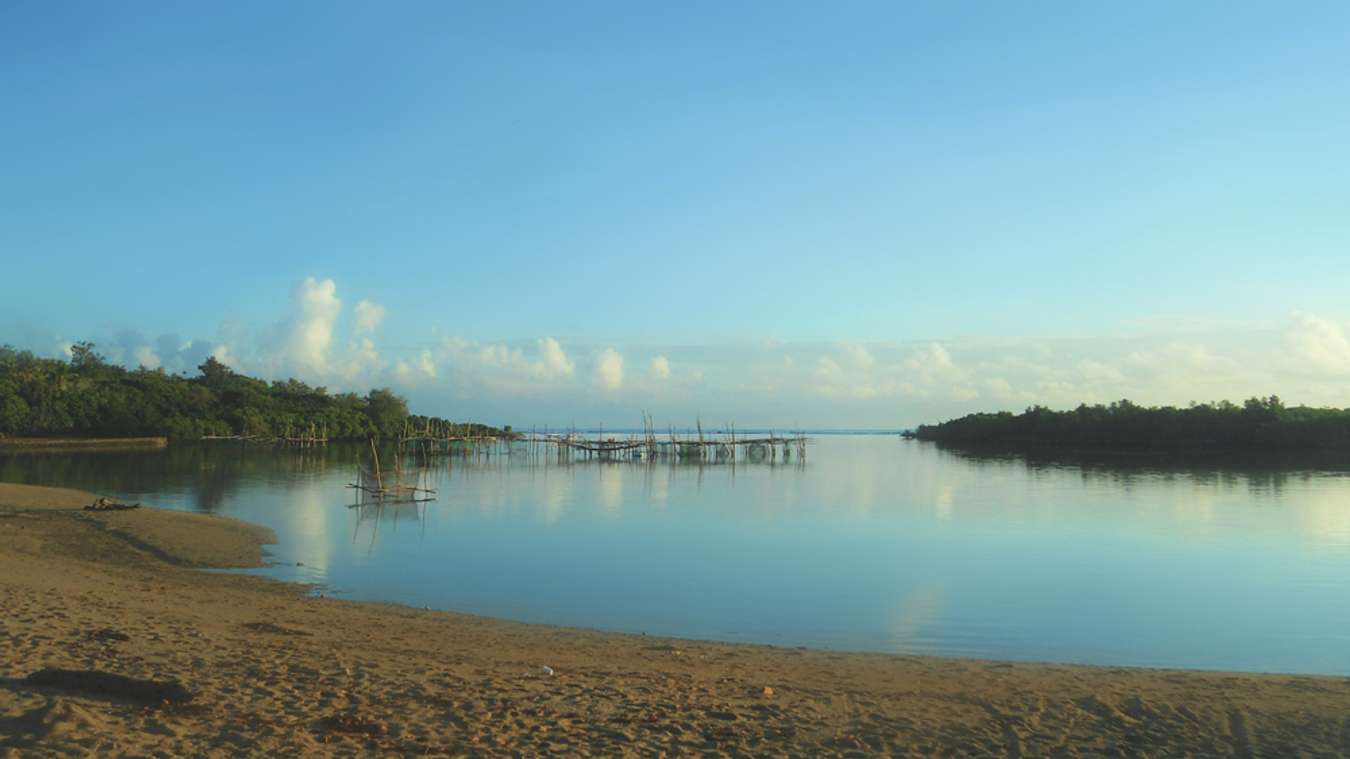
xmin=1 ymin=482 xmax=1347 ymax=757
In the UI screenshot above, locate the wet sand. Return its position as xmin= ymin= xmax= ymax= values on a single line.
xmin=2 ymin=482 xmax=1347 ymax=757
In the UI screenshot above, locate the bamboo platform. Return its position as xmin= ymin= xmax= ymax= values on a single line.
xmin=400 ymin=414 xmax=808 ymax=465
xmin=346 ymin=439 xmax=436 ymax=503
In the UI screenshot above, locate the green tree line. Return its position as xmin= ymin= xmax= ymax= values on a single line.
xmin=915 ymin=396 xmax=1350 ymax=450
xmin=0 ymin=342 xmax=492 ymax=441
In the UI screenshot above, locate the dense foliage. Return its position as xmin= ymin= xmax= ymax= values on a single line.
xmin=915 ymin=397 xmax=1350 ymax=450
xmin=0 ymin=342 xmax=481 ymax=441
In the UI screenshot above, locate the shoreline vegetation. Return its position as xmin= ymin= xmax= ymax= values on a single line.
xmin=0 ymin=342 xmax=507 ymax=444
xmin=0 ymin=436 xmax=168 ymax=452
xmin=915 ymin=395 xmax=1350 ymax=450
xmin=3 ymin=482 xmax=1349 ymax=756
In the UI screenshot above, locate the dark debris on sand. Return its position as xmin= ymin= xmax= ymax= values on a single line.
xmin=23 ymin=668 xmax=192 ymax=707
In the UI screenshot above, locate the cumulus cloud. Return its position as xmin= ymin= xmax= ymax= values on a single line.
xmin=538 ymin=337 xmax=575 ymax=378
xmin=650 ymin=355 xmax=671 ymax=380
xmin=425 ymin=335 xmax=583 ymax=397
xmin=340 ymin=337 xmax=386 ymax=380
xmin=594 ymin=348 xmax=624 ymax=390
xmin=983 ymin=376 xmax=1024 ymax=402
xmin=1285 ymin=311 xmax=1350 ymax=375
xmin=812 ymin=341 xmax=977 ymax=401
xmin=1075 ymin=359 xmax=1124 ymax=384
xmin=1124 ymin=342 xmax=1218 ymax=374
xmin=38 ymin=277 xmax=1350 ymax=427
xmin=814 ymin=357 xmax=842 ymax=380
xmin=844 ymin=343 xmax=875 ymax=369
xmin=133 ymin=346 xmax=161 ymax=370
xmin=167 ymin=337 xmax=223 ymax=374
xmin=282 ymin=277 xmax=342 ymax=374
xmin=899 ymin=343 xmax=977 ymax=401
xmin=236 ymin=277 xmax=391 ymax=383
xmin=210 ymin=344 xmax=237 ymax=368
xmin=354 ymin=299 xmax=386 ymax=334
xmin=479 ymin=343 xmax=518 ymax=367
xmin=395 ymin=349 xmax=438 ymax=384
xmin=902 ymin=343 xmax=956 ymax=380
xmin=460 ymin=337 xmax=574 ymax=381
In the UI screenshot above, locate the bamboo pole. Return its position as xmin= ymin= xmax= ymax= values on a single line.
xmin=369 ymin=438 xmax=384 ymax=492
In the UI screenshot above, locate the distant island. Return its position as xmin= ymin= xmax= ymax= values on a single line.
xmin=0 ymin=342 xmax=503 ymax=442
xmin=915 ymin=396 xmax=1350 ymax=450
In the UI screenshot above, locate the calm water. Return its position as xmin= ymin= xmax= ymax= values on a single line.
xmin=4 ymin=435 xmax=1350 ymax=675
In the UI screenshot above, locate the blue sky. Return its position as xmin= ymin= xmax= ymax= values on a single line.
xmin=4 ymin=2 xmax=1350 ymax=427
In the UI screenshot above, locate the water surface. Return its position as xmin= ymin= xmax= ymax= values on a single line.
xmin=4 ymin=435 xmax=1348 ymax=675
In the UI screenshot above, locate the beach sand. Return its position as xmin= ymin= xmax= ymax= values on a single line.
xmin=1 ymin=482 xmax=1347 ymax=757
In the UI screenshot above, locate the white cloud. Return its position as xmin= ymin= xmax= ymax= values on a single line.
xmin=283 ymin=277 xmax=342 ymax=374
xmin=814 ymin=357 xmax=842 ymax=381
xmin=536 ymin=337 xmax=575 ymax=378
xmin=903 ymin=342 xmax=956 ymax=380
xmin=1285 ymin=311 xmax=1350 ymax=375
xmin=424 ymin=335 xmax=584 ymax=397
xmin=844 ymin=343 xmax=875 ymax=369
xmin=1124 ymin=342 xmax=1217 ymax=374
xmin=461 ymin=337 xmax=574 ymax=380
xmin=353 ymin=299 xmax=386 ymax=334
xmin=210 ymin=344 xmax=237 ymax=368
xmin=340 ymin=337 xmax=386 ymax=380
xmin=895 ymin=342 xmax=974 ymax=400
xmin=133 ymin=345 xmax=161 ymax=370
xmin=42 ymin=278 xmax=1350 ymax=427
xmin=813 ymin=353 xmax=895 ymax=400
xmin=1076 ymin=359 xmax=1124 ymax=384
xmin=395 ymin=349 xmax=438 ymax=384
xmin=479 ymin=343 xmax=520 ymax=367
xmin=983 ymin=376 xmax=1022 ymax=402
xmin=650 ymin=355 xmax=671 ymax=380
xmin=594 ymin=348 xmax=624 ymax=390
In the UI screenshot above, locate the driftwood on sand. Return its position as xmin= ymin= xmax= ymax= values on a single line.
xmin=23 ymin=668 xmax=192 ymax=706
xmin=84 ymin=497 xmax=140 ymax=512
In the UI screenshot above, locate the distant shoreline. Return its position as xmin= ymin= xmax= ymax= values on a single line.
xmin=0 ymin=436 xmax=168 ymax=452
xmin=916 ymin=397 xmax=1350 ymax=451
xmin=921 ymin=437 xmax=1350 ymax=457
